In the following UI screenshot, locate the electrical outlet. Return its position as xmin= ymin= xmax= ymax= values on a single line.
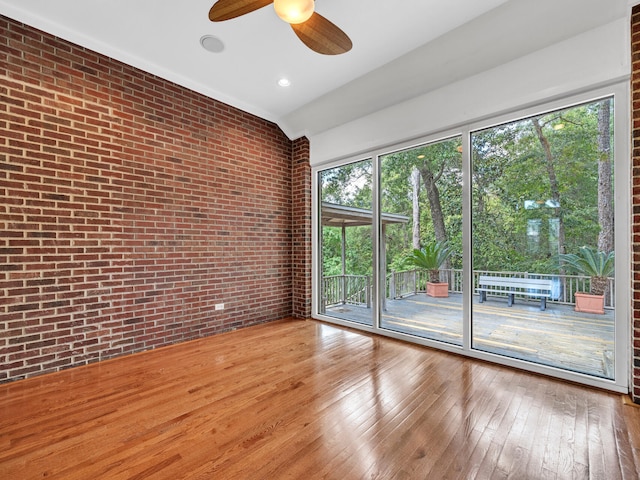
xmin=215 ymin=303 xmax=224 ymax=311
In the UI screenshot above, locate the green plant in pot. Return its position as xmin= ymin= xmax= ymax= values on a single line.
xmin=560 ymin=246 xmax=614 ymax=314
xmin=406 ymin=241 xmax=452 ymax=297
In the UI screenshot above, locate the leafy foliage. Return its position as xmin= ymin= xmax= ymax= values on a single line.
xmin=320 ymin=98 xmax=614 ymax=284
xmin=405 ymin=241 xmax=452 ymax=283
xmin=560 ymin=246 xmax=614 ymax=295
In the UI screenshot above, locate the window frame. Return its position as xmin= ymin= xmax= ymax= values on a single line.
xmin=311 ymin=82 xmax=630 ymax=393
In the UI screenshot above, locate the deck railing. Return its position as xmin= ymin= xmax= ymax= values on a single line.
xmin=321 ymin=274 xmax=371 ymax=312
xmin=322 ymin=269 xmax=615 ymax=310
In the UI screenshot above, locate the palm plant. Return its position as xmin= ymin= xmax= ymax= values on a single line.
xmin=405 ymin=241 xmax=452 ymax=283
xmin=560 ymin=246 xmax=614 ymax=295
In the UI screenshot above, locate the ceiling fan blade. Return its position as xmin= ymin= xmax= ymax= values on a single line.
xmin=291 ymin=12 xmax=352 ymax=55
xmin=209 ymin=0 xmax=273 ymax=22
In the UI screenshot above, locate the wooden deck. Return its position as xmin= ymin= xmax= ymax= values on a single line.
xmin=326 ymin=293 xmax=615 ymax=379
xmin=0 ymin=318 xmax=639 ymax=479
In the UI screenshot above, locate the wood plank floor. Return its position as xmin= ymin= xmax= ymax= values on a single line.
xmin=1 ymin=318 xmax=639 ymax=479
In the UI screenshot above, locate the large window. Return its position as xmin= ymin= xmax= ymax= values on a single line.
xmin=471 ymin=98 xmax=615 ymax=379
xmin=313 ymin=88 xmax=628 ymax=393
xmin=319 ymin=159 xmax=374 ymax=326
xmin=379 ymin=137 xmax=463 ymax=345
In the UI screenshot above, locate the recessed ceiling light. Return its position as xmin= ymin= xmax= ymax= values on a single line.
xmin=278 ymin=78 xmax=291 ymax=87
xmin=200 ymin=35 xmax=225 ymax=53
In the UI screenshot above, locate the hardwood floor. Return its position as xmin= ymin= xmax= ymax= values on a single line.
xmin=1 ymin=318 xmax=639 ymax=479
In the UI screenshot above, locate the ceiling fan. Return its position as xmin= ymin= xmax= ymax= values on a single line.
xmin=208 ymin=0 xmax=352 ymax=55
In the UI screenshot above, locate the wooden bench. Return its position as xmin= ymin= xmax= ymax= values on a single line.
xmin=476 ymin=275 xmax=553 ymax=311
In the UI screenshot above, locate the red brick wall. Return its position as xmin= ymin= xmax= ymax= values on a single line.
xmin=632 ymin=5 xmax=640 ymax=403
xmin=0 ymin=16 xmax=297 ymax=382
xmin=292 ymin=137 xmax=311 ymax=318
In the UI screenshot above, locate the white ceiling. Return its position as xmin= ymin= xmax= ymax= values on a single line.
xmin=0 ymin=0 xmax=629 ymax=139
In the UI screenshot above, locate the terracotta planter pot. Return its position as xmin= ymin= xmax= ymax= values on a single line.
xmin=427 ymin=282 xmax=448 ymax=298
xmin=574 ymin=292 xmax=605 ymax=314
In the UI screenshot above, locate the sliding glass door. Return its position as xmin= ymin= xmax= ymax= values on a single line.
xmin=319 ymin=159 xmax=374 ymax=326
xmin=313 ymin=87 xmax=627 ymax=391
xmin=471 ymin=98 xmax=615 ymax=379
xmin=379 ymin=137 xmax=463 ymax=345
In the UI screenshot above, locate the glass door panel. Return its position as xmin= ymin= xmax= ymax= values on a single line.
xmin=319 ymin=159 xmax=374 ymax=326
xmin=379 ymin=137 xmax=463 ymax=345
xmin=471 ymin=98 xmax=615 ymax=379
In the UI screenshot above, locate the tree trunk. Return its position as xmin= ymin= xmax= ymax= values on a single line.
xmin=597 ymin=100 xmax=614 ymax=254
xmin=591 ymin=275 xmax=608 ymax=296
xmin=418 ymin=162 xmax=449 ymax=270
xmin=411 ymin=168 xmax=421 ymax=249
xmin=418 ymin=164 xmax=447 ymax=244
xmin=532 ymin=118 xmax=566 ymax=256
xmin=429 ymin=269 xmax=440 ymax=283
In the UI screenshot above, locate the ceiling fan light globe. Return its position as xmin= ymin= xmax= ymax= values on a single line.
xmin=273 ymin=0 xmax=314 ymax=24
